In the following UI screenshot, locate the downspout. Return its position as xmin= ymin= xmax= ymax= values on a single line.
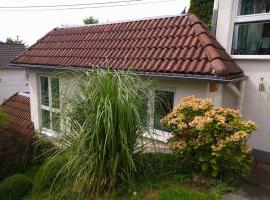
xmin=211 ymin=0 xmax=219 ymax=35
xmin=227 ymin=80 xmax=246 ymax=113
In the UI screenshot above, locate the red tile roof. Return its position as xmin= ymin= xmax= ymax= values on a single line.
xmin=1 ymin=93 xmax=33 ymax=135
xmin=11 ymin=14 xmax=243 ymax=80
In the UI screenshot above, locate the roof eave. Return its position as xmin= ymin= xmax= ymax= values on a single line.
xmin=9 ymin=63 xmax=247 ymax=83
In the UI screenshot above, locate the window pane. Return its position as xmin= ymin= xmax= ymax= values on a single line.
xmin=239 ymin=0 xmax=270 ymax=15
xmin=154 ymin=90 xmax=174 ymax=131
xmin=41 ymin=109 xmax=50 ymax=129
xmin=51 ymin=78 xmax=60 ymax=108
xmin=40 ymin=76 xmax=49 ymax=106
xmin=232 ymin=22 xmax=270 ymax=55
xmin=52 ymin=112 xmax=60 ymax=132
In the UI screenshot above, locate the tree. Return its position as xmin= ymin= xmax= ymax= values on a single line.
xmin=189 ymin=0 xmax=214 ymax=27
xmin=6 ymin=36 xmax=24 ymax=45
xmin=83 ymin=16 xmax=99 ymax=25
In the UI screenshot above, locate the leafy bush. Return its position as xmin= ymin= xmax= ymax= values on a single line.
xmin=0 ymin=128 xmax=33 ymax=179
xmin=161 ymin=96 xmax=256 ymax=178
xmin=46 ymin=70 xmax=151 ymax=196
xmin=33 ymin=154 xmax=68 ymax=192
xmin=0 ymin=174 xmax=32 ymax=200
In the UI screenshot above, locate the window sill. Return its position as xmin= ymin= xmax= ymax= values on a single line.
xmin=41 ymin=128 xmax=58 ymax=137
xmin=143 ymin=129 xmax=172 ymax=143
xmin=231 ymin=55 xmax=270 ymax=60
xmin=235 ymin=13 xmax=270 ymax=23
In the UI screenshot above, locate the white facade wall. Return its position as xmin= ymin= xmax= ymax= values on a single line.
xmin=0 ymin=68 xmax=29 ymax=103
xmin=29 ymin=69 xmax=227 ymax=133
xmin=215 ymin=0 xmax=270 ymax=153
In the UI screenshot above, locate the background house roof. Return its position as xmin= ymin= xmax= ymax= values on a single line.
xmin=0 ymin=42 xmax=26 ymax=66
xmin=1 ymin=93 xmax=34 ymax=135
xmin=11 ymin=14 xmax=243 ymax=79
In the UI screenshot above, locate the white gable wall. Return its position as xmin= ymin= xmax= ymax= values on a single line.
xmin=0 ymin=68 xmax=29 ymax=103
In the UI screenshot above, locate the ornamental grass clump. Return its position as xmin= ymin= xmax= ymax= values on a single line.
xmin=161 ymin=96 xmax=256 ymax=178
xmin=38 ymin=69 xmax=151 ymax=197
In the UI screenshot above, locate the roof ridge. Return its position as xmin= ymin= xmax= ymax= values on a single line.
xmin=60 ymin=14 xmax=187 ymax=29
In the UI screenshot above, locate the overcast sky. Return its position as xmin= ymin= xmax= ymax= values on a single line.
xmin=0 ymin=0 xmax=189 ymax=46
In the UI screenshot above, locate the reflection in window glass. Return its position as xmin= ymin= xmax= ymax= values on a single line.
xmin=154 ymin=90 xmax=174 ymax=131
xmin=41 ymin=109 xmax=50 ymax=129
xmin=40 ymin=76 xmax=49 ymax=106
xmin=239 ymin=0 xmax=270 ymax=15
xmin=232 ymin=22 xmax=270 ymax=55
xmin=52 ymin=112 xmax=60 ymax=132
xmin=51 ymin=78 xmax=60 ymax=108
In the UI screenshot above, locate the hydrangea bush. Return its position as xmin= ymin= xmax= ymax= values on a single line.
xmin=161 ymin=96 xmax=256 ymax=178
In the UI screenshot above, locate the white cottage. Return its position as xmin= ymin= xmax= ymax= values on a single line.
xmin=10 ymin=14 xmax=249 ymax=154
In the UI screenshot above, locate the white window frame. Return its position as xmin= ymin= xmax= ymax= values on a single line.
xmin=145 ymin=88 xmax=175 ymax=143
xmin=230 ymin=0 xmax=270 ymax=59
xmin=39 ymin=75 xmax=60 ymax=136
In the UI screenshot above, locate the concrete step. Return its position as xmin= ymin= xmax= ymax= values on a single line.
xmin=248 ymin=162 xmax=270 ymax=191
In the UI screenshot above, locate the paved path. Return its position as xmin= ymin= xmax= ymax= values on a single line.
xmin=222 ymin=183 xmax=270 ymax=200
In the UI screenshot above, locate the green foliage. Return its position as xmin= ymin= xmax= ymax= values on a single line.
xmin=189 ymin=0 xmax=214 ymax=27
xmin=0 ymin=174 xmax=32 ymax=200
xmin=207 ymin=179 xmax=233 ymax=195
xmin=162 ymin=96 xmax=256 ymax=179
xmin=6 ymin=37 xmax=24 ymax=45
xmin=135 ymin=153 xmax=194 ymax=179
xmin=0 ymin=110 xmax=9 ymax=128
xmin=44 ymin=70 xmax=151 ymax=197
xmin=33 ymin=154 xmax=68 ymax=192
xmin=83 ymin=16 xmax=99 ymax=24
xmin=157 ymin=187 xmax=217 ymax=200
xmin=27 ymin=134 xmax=56 ymax=164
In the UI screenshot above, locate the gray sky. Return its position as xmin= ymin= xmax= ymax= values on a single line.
xmin=0 ymin=0 xmax=189 ymax=46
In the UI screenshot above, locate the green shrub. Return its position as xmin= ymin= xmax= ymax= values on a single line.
xmin=39 ymin=70 xmax=151 ymax=197
xmin=33 ymin=154 xmax=68 ymax=192
xmin=161 ymin=96 xmax=256 ymax=179
xmin=0 ymin=128 xmax=33 ymax=179
xmin=0 ymin=174 xmax=32 ymax=200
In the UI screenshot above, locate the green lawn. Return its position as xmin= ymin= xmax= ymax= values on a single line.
xmin=21 ymin=167 xmax=219 ymax=200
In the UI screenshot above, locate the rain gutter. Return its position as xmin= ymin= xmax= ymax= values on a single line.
xmin=8 ymin=63 xmax=248 ymax=84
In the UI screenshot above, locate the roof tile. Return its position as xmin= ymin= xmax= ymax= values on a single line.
xmin=1 ymin=93 xmax=33 ymax=134
xmin=12 ymin=14 xmax=243 ymax=79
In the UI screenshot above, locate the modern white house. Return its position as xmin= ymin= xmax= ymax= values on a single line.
xmin=0 ymin=42 xmax=28 ymax=103
xmin=213 ymin=0 xmax=270 ymax=163
xmin=9 ymin=11 xmax=267 ymax=160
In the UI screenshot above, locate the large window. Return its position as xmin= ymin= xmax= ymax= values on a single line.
xmin=232 ymin=21 xmax=270 ymax=55
xmin=153 ymin=90 xmax=174 ymax=131
xmin=40 ymin=76 xmax=60 ymax=132
xmin=239 ymin=0 xmax=270 ymax=15
xmin=232 ymin=0 xmax=270 ymax=55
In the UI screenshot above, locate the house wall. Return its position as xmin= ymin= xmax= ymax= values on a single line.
xmin=215 ymin=0 xmax=270 ymax=156
xmin=0 ymin=68 xmax=29 ymax=103
xmin=28 ymin=68 xmax=216 ymax=132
